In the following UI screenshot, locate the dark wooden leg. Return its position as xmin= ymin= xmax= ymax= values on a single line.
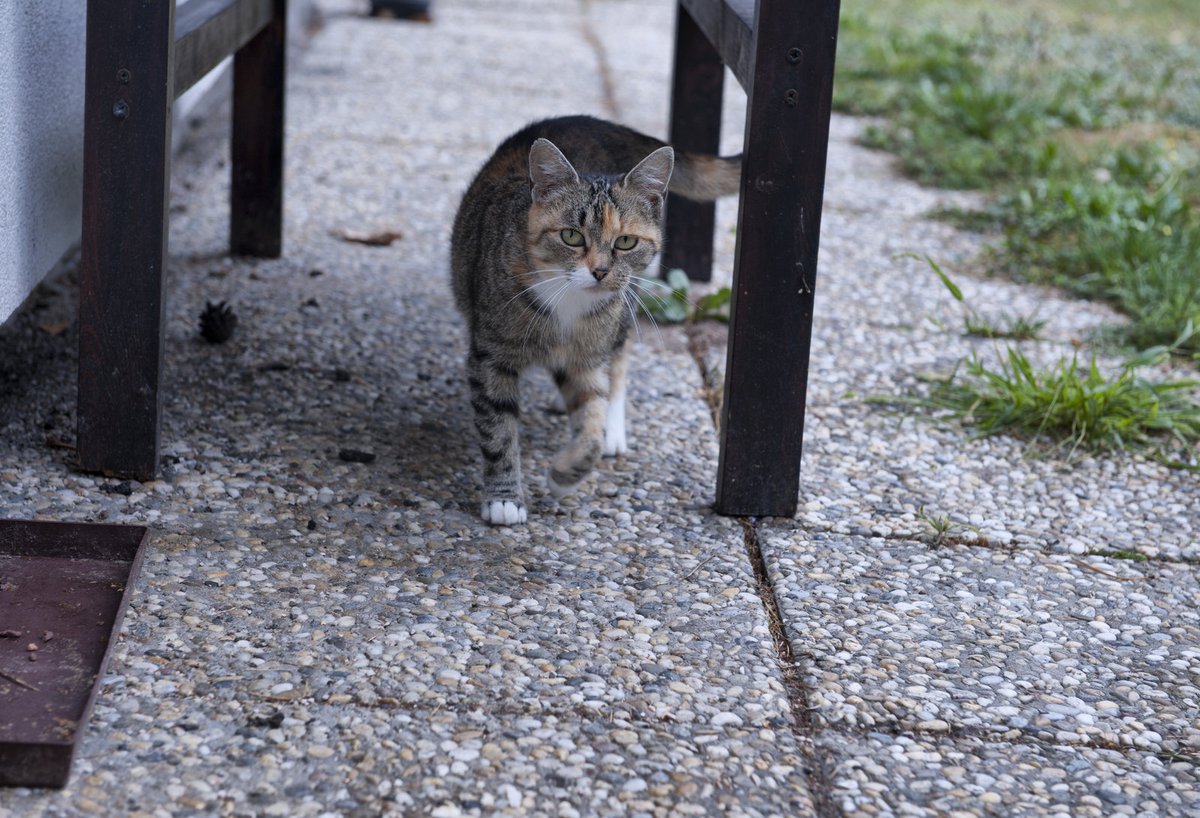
xmin=714 ymin=0 xmax=841 ymax=517
xmin=78 ymin=0 xmax=177 ymax=480
xmin=231 ymin=0 xmax=286 ymax=257
xmin=663 ymin=2 xmax=724 ymax=282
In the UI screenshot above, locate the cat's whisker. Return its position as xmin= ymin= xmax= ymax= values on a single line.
xmin=624 ymin=286 xmax=667 ymax=347
xmin=502 ymin=273 xmax=573 ymax=311
xmin=626 ymin=280 xmax=678 ymax=339
xmin=627 ymin=276 xmax=676 ymax=304
xmin=627 ymin=274 xmax=687 ymax=308
xmin=619 ymin=290 xmax=642 ymax=343
xmin=518 ymin=278 xmax=573 ymax=355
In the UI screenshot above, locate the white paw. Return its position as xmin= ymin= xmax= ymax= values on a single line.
xmin=603 ymin=425 xmax=627 ymax=457
xmin=604 ymin=394 xmax=627 ymax=457
xmin=546 ymin=470 xmax=575 ymax=499
xmin=480 ymin=499 xmax=526 ymax=525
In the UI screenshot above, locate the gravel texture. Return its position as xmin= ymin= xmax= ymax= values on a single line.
xmin=821 ymin=731 xmax=1199 ymax=817
xmin=1 ymin=0 xmax=1197 ymax=815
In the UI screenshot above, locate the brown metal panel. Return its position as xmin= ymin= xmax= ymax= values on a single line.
xmin=174 ymin=0 xmax=273 ymax=97
xmin=78 ymin=0 xmax=176 ymax=480
xmin=715 ymin=0 xmax=841 ymax=516
xmin=664 ymin=4 xmax=725 ymax=282
xmin=0 ymin=520 xmax=149 ymax=788
xmin=230 ymin=0 xmax=286 ymax=257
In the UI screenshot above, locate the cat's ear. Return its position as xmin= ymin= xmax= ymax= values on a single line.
xmin=529 ymin=139 xmax=580 ymax=203
xmin=621 ymin=146 xmax=675 ymax=204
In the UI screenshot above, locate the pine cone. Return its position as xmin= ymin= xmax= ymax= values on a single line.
xmin=199 ymin=300 xmax=237 ymax=343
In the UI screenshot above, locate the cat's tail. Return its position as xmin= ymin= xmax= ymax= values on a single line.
xmin=668 ymin=152 xmax=742 ymax=201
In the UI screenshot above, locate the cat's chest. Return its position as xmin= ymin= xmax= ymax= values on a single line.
xmin=534 ymin=303 xmax=622 ymax=370
xmin=544 ymin=286 xmax=607 ymax=330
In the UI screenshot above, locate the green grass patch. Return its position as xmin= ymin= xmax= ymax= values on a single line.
xmin=962 ymin=311 xmax=1046 ymax=341
xmin=1085 ymin=548 xmax=1149 ymax=562
xmin=837 ymin=2 xmax=1200 ymax=361
xmin=907 ymin=345 xmax=1200 ymax=467
xmin=896 ymin=259 xmax=1200 ymax=466
xmin=635 ymin=269 xmax=732 ymax=324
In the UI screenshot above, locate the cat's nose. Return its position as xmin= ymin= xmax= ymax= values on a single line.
xmin=591 ymin=266 xmax=610 ymax=282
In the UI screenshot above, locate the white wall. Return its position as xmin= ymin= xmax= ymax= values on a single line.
xmin=0 ymin=0 xmax=314 ymax=324
xmin=0 ymin=0 xmax=85 ymax=322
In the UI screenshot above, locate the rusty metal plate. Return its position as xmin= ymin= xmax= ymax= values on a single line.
xmin=0 ymin=519 xmax=148 ymax=788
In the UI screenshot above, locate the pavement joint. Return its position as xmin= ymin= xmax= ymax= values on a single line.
xmin=739 ymin=517 xmax=840 ymax=818
xmin=684 ymin=322 xmax=724 ymax=432
xmin=580 ymin=0 xmax=620 ymax=119
xmin=777 ymin=512 xmax=1200 ymax=568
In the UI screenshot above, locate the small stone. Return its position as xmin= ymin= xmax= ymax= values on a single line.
xmin=338 ymin=448 xmax=376 ymax=464
xmin=711 ymin=712 xmax=743 ymax=727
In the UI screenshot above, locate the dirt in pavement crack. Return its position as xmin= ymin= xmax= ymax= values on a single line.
xmin=739 ymin=517 xmax=840 ymax=818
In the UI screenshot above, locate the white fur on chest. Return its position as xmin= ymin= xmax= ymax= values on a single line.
xmin=532 ymin=268 xmax=615 ymax=331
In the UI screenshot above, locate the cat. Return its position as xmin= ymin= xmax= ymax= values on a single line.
xmin=450 ymin=115 xmax=740 ymax=525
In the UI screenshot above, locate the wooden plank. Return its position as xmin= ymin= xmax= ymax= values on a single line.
xmin=230 ymin=0 xmax=286 ymax=257
xmin=715 ymin=0 xmax=842 ymax=516
xmin=679 ymin=0 xmax=755 ymax=87
xmin=174 ymin=0 xmax=272 ymax=97
xmin=664 ymin=3 xmax=725 ymax=282
xmin=78 ymin=0 xmax=177 ymax=480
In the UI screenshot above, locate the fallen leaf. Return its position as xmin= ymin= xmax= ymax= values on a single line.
xmin=336 ymin=228 xmax=403 ymax=247
xmin=38 ymin=321 xmax=69 ymax=336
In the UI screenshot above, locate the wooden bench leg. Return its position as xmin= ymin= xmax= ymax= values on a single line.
xmin=78 ymin=0 xmax=177 ymax=481
xmin=231 ymin=0 xmax=286 ymax=257
xmin=663 ymin=2 xmax=724 ymax=282
xmin=714 ymin=0 xmax=841 ymax=517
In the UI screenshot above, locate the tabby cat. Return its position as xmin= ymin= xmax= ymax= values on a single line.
xmin=450 ymin=115 xmax=739 ymax=525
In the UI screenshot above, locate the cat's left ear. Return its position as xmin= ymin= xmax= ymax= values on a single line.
xmin=621 ymin=146 xmax=675 ymax=206
xmin=529 ymin=138 xmax=580 ymax=204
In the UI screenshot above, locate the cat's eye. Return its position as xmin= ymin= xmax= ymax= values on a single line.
xmin=614 ymin=235 xmax=639 ymax=251
xmin=560 ymin=229 xmax=585 ymax=247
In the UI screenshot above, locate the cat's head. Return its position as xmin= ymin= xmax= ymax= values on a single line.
xmin=524 ymin=138 xmax=673 ymax=316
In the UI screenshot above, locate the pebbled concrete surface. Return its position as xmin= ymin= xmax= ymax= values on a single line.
xmin=1 ymin=1 xmax=1196 ymax=816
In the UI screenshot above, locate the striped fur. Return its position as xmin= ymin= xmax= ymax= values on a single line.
xmin=450 ymin=116 xmax=740 ymax=525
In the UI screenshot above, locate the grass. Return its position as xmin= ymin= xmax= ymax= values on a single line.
xmin=915 ymin=507 xmax=974 ymax=547
xmin=836 ymin=2 xmax=1200 ymax=359
xmin=636 ymin=269 xmax=732 ymax=324
xmin=962 ymin=311 xmax=1046 ymax=341
xmin=908 ymin=345 xmax=1200 ymax=467
xmin=1085 ymin=548 xmax=1149 ymax=562
xmin=889 ymin=260 xmax=1200 ymax=468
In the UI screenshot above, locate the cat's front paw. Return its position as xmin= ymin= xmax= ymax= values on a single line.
xmin=481 ymin=499 xmax=527 ymax=525
xmin=603 ymin=424 xmax=627 ymax=457
xmin=604 ymin=395 xmax=627 ymax=457
xmin=546 ymin=469 xmax=576 ymax=499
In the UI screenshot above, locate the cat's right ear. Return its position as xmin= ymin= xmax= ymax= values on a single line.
xmin=529 ymin=139 xmax=580 ymax=204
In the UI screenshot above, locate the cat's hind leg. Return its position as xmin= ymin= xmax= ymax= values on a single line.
xmin=467 ymin=347 xmax=526 ymax=525
xmin=548 ymin=366 xmax=608 ymax=497
xmin=604 ymin=336 xmax=630 ymax=457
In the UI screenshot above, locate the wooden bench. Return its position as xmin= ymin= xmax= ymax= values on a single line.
xmin=76 ymin=0 xmax=834 ymax=519
xmin=664 ymin=0 xmax=840 ymax=517
xmin=78 ymin=0 xmax=287 ymax=480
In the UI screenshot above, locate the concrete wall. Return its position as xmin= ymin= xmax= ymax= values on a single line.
xmin=0 ymin=0 xmax=85 ymax=322
xmin=0 ymin=0 xmax=314 ymax=324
